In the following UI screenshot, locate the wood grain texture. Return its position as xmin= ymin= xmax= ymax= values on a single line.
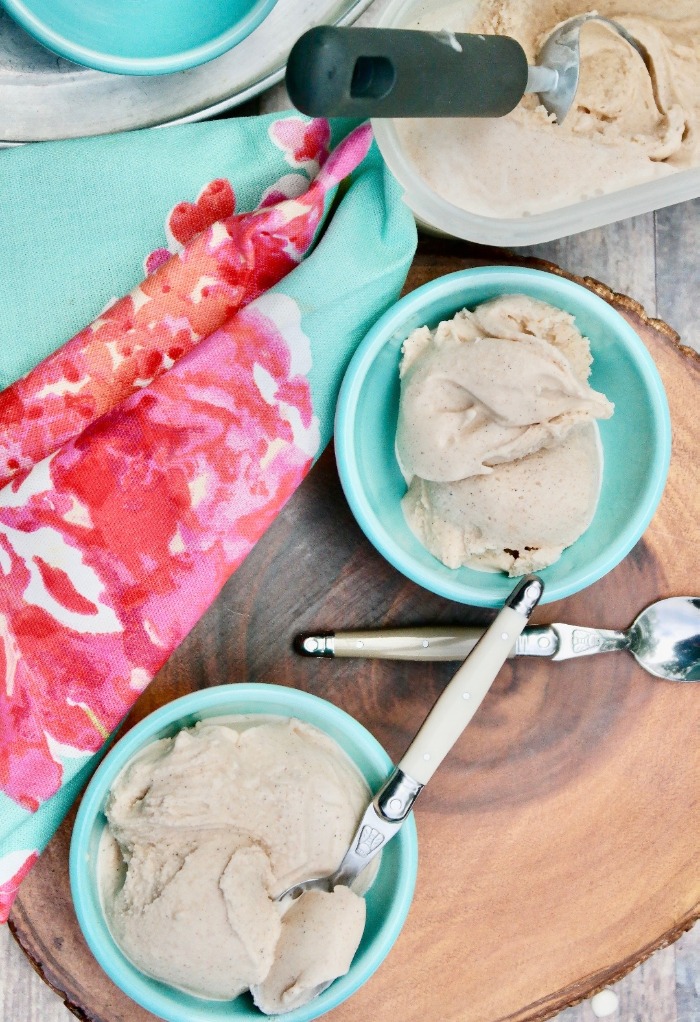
xmin=7 ymin=243 xmax=700 ymax=1022
xmin=3 ymin=918 xmax=699 ymax=1022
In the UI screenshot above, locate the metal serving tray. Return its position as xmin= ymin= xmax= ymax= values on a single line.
xmin=0 ymin=0 xmax=372 ymax=145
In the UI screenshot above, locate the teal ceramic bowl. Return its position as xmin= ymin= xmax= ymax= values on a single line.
xmin=335 ymin=266 xmax=671 ymax=608
xmin=0 ymin=0 xmax=277 ymax=76
xmin=70 ymin=684 xmax=418 ymax=1022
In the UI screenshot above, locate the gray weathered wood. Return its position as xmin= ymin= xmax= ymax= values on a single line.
xmin=1 ymin=923 xmax=71 ymax=1021
xmin=519 ymin=201 xmax=700 ymax=354
xmin=515 ymin=212 xmax=658 ymax=321
xmin=654 ymin=200 xmax=700 ymax=354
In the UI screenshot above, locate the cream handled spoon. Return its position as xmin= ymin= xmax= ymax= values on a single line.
xmin=296 ymin=597 xmax=700 ymax=682
xmin=277 ymin=573 xmax=543 ymax=904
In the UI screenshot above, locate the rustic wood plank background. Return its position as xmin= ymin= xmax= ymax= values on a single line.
xmin=1 ymin=190 xmax=697 ymax=1021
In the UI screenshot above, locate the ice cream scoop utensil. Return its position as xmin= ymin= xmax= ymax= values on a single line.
xmin=277 ymin=574 xmax=543 ymax=907
xmin=285 ymin=16 xmax=647 ymax=123
xmin=296 ymin=597 xmax=700 ymax=683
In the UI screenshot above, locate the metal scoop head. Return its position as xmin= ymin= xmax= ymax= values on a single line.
xmin=531 ymin=13 xmax=649 ymax=123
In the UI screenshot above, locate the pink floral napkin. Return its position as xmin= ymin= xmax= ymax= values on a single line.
xmin=0 ymin=114 xmax=417 ymax=919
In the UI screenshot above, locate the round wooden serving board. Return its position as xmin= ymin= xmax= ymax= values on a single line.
xmin=9 ymin=242 xmax=700 ymax=1022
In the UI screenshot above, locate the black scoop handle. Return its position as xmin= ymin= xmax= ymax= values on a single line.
xmin=286 ymin=26 xmax=528 ymax=118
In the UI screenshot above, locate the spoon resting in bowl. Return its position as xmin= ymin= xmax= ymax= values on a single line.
xmin=277 ymin=573 xmax=544 ymax=916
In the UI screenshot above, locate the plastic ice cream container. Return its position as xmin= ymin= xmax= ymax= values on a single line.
xmin=371 ymin=0 xmax=700 ymax=245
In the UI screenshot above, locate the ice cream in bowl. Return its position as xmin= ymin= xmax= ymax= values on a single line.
xmin=70 ymin=684 xmax=418 ymax=1022
xmin=334 ymin=266 xmax=671 ymax=607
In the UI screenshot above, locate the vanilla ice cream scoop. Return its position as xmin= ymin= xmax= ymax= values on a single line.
xmin=403 ymin=423 xmax=603 ymax=575
xmin=100 ymin=717 xmax=374 ymax=1010
xmin=396 ymin=294 xmax=613 ymax=576
xmin=396 ymin=297 xmax=613 ymax=483
xmin=252 ymin=887 xmax=365 ymax=1013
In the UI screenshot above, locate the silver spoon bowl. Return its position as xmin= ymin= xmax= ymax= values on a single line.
xmin=622 ymin=596 xmax=700 ymax=681
xmin=534 ymin=14 xmax=649 ymax=123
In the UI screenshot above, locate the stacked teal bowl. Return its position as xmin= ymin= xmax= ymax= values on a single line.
xmin=0 ymin=0 xmax=278 ymax=75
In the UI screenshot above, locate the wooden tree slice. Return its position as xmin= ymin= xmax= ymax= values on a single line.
xmin=9 ymin=242 xmax=700 ymax=1022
